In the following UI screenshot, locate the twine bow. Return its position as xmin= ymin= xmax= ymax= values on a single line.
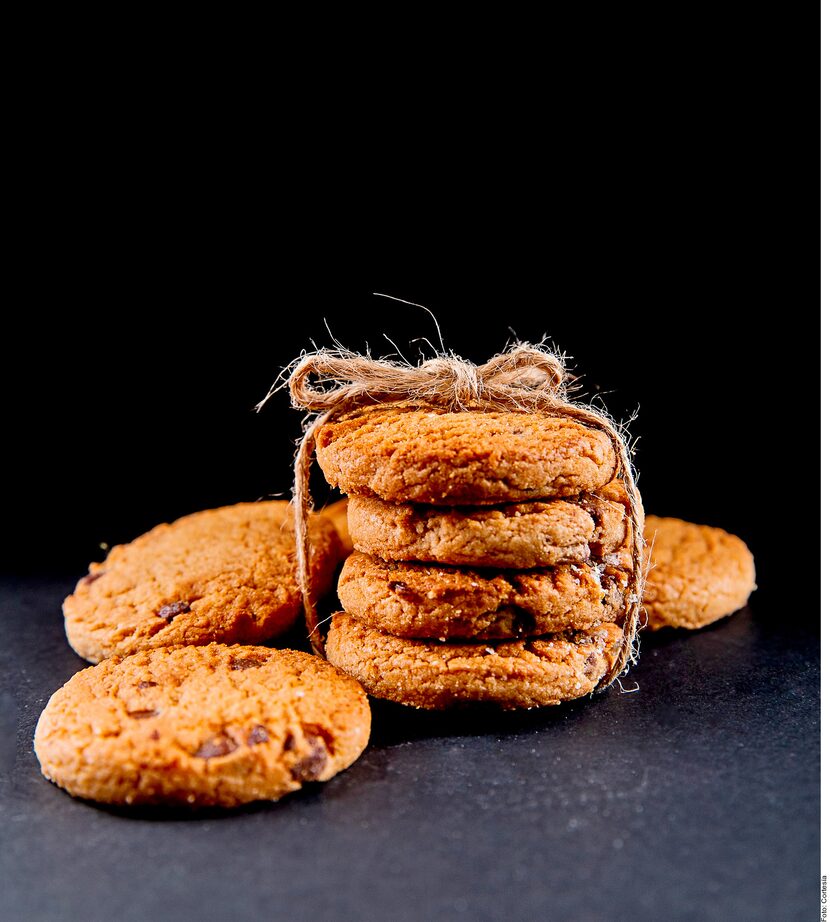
xmin=287 ymin=346 xmax=568 ymax=413
xmin=272 ymin=344 xmax=644 ymax=692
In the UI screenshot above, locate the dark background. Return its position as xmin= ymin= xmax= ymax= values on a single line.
xmin=1 ymin=16 xmax=817 ymax=922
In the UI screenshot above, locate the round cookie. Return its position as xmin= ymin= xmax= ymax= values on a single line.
xmin=321 ymin=497 xmax=353 ymax=556
xmin=642 ymin=516 xmax=755 ymax=630
xmin=326 ymin=612 xmax=622 ymax=709
xmin=348 ymin=481 xmax=632 ymax=569
xmin=338 ymin=551 xmax=629 ymax=639
xmin=35 ymin=645 xmax=370 ymax=807
xmin=316 ymin=406 xmax=617 ymax=504
xmin=64 ymin=502 xmax=342 ymax=663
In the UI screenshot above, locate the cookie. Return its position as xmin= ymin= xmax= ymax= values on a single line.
xmin=64 ymin=502 xmax=342 ymax=663
xmin=338 ymin=551 xmax=628 ymax=639
xmin=321 ymin=497 xmax=352 ymax=556
xmin=347 ymin=481 xmax=632 ymax=569
xmin=316 ymin=406 xmax=617 ymax=504
xmin=34 ymin=644 xmax=371 ymax=807
xmin=642 ymin=516 xmax=756 ymax=630
xmin=326 ymin=612 xmax=622 ymax=709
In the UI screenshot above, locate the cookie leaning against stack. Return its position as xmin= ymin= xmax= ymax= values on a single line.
xmin=317 ymin=406 xmax=642 ymax=710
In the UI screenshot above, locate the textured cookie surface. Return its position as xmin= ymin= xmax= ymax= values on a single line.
xmin=326 ymin=612 xmax=622 ymax=709
xmin=339 ymin=552 xmax=628 ymax=639
xmin=321 ymin=498 xmax=352 ymax=556
xmin=34 ymin=645 xmax=371 ymax=807
xmin=348 ymin=481 xmax=631 ymax=568
xmin=642 ymin=516 xmax=755 ymax=630
xmin=316 ymin=406 xmax=617 ymax=504
xmin=64 ymin=502 xmax=342 ymax=663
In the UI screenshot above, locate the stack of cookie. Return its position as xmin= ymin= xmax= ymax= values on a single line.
xmin=317 ymin=405 xmax=641 ymax=709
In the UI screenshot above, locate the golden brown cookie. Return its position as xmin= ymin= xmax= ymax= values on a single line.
xmin=338 ymin=551 xmax=628 ymax=639
xmin=348 ymin=481 xmax=631 ymax=568
xmin=316 ymin=406 xmax=617 ymax=504
xmin=64 ymin=502 xmax=342 ymax=663
xmin=34 ymin=644 xmax=371 ymax=807
xmin=321 ymin=497 xmax=352 ymax=556
xmin=325 ymin=612 xmax=622 ymax=709
xmin=642 ymin=516 xmax=756 ymax=630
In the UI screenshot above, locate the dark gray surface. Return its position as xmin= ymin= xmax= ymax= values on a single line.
xmin=0 ymin=575 xmax=818 ymax=922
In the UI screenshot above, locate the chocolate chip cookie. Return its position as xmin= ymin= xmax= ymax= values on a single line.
xmin=338 ymin=551 xmax=628 ymax=639
xmin=316 ymin=406 xmax=618 ymax=504
xmin=347 ymin=481 xmax=632 ymax=568
xmin=34 ymin=644 xmax=371 ymax=807
xmin=642 ymin=516 xmax=756 ymax=630
xmin=64 ymin=502 xmax=342 ymax=663
xmin=325 ymin=612 xmax=622 ymax=709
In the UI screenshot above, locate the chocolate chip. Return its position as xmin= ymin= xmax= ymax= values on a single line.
xmin=388 ymin=580 xmax=417 ymax=601
xmin=127 ymin=709 xmax=158 ymax=719
xmin=137 ymin=681 xmax=158 ymax=689
xmin=305 ymin=723 xmax=334 ymax=749
xmin=290 ymin=734 xmax=328 ymax=781
xmin=194 ymin=731 xmax=238 ymax=759
xmin=247 ymin=725 xmax=269 ymax=746
xmin=283 ymin=733 xmax=296 ymax=751
xmin=157 ymin=601 xmax=191 ymax=621
xmin=79 ymin=571 xmax=105 ymax=587
xmin=150 ymin=730 xmax=160 ymax=740
xmin=230 ymin=653 xmax=267 ymax=671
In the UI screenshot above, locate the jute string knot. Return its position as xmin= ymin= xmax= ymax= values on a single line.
xmin=269 ymin=343 xmax=643 ymax=692
xmin=286 ymin=346 xmax=568 ymax=414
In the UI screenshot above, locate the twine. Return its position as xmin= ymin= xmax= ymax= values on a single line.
xmin=270 ymin=344 xmax=644 ymax=692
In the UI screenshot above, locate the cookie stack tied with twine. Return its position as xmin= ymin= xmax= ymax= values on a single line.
xmin=280 ymin=344 xmax=645 ymax=710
